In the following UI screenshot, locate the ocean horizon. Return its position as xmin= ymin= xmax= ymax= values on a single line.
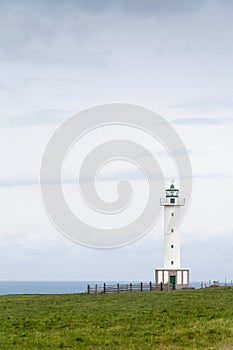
xmin=0 ymin=280 xmax=207 ymax=295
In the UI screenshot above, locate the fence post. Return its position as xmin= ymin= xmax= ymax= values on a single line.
xmin=140 ymin=282 xmax=143 ymax=292
xmin=130 ymin=283 xmax=132 ymax=292
xmin=95 ymin=284 xmax=98 ymax=294
xmin=149 ymin=281 xmax=152 ymax=291
xmin=87 ymin=284 xmax=90 ymax=294
xmin=103 ymin=283 xmax=106 ymax=294
xmin=117 ymin=283 xmax=120 ymax=293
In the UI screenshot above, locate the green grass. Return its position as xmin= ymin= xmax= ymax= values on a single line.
xmin=0 ymin=288 xmax=233 ymax=349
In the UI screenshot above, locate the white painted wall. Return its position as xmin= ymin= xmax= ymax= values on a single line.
xmin=163 ymin=198 xmax=184 ymax=269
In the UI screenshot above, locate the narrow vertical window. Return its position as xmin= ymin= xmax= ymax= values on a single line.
xmin=171 ymin=261 xmax=174 ymax=265
xmin=171 ymin=228 xmax=174 ymax=233
xmin=171 ymin=212 xmax=174 ymax=217
xmin=171 ymin=244 xmax=174 ymax=249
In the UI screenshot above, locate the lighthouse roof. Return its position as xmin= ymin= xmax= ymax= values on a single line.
xmin=165 ymin=182 xmax=179 ymax=197
xmin=167 ymin=183 xmax=178 ymax=191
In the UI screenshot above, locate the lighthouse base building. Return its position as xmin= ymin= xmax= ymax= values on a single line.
xmin=155 ymin=268 xmax=190 ymax=289
xmin=155 ymin=183 xmax=190 ymax=289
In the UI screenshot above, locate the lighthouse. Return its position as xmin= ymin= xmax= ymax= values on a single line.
xmin=155 ymin=182 xmax=190 ymax=289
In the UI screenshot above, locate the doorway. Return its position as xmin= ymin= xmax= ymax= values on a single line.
xmin=170 ymin=275 xmax=176 ymax=285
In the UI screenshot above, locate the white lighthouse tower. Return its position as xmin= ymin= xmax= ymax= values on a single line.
xmin=155 ymin=182 xmax=190 ymax=289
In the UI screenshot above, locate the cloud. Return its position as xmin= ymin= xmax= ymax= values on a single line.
xmin=0 ymin=0 xmax=206 ymax=18
xmin=193 ymin=172 xmax=230 ymax=179
xmin=0 ymin=1 xmax=108 ymax=66
xmin=174 ymin=117 xmax=233 ymax=125
xmin=0 ymin=0 xmax=233 ymax=281
xmin=0 ymin=0 xmax=222 ymax=66
xmin=0 ymin=109 xmax=70 ymax=128
xmin=182 ymin=228 xmax=233 ymax=281
xmin=76 ymin=0 xmax=205 ymax=16
xmin=0 ymin=179 xmax=38 ymax=188
xmin=171 ymin=96 xmax=233 ymax=117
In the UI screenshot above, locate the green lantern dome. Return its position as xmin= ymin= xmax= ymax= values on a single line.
xmin=166 ymin=182 xmax=179 ymax=198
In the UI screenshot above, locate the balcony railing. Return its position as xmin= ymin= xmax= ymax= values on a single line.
xmin=160 ymin=197 xmax=185 ymax=206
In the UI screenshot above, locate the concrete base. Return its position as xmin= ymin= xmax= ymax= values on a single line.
xmin=155 ymin=268 xmax=190 ymax=289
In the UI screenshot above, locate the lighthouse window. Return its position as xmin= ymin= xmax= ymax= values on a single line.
xmin=171 ymin=245 xmax=174 ymax=249
xmin=171 ymin=261 xmax=174 ymax=265
xmin=170 ymin=198 xmax=175 ymax=204
xmin=171 ymin=212 xmax=174 ymax=217
xmin=171 ymin=228 xmax=174 ymax=233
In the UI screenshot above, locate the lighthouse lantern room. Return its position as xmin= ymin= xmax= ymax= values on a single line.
xmin=155 ymin=183 xmax=190 ymax=289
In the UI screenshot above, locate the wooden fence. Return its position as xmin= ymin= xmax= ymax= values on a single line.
xmin=87 ymin=281 xmax=174 ymax=294
xmin=87 ymin=281 xmax=233 ymax=294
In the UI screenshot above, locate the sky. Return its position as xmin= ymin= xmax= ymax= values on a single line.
xmin=0 ymin=0 xmax=233 ymax=283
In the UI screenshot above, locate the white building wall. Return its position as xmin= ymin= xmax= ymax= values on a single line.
xmin=164 ymin=271 xmax=169 ymax=284
xmin=155 ymin=190 xmax=189 ymax=288
xmin=164 ymin=204 xmax=181 ymax=269
xmin=177 ymin=271 xmax=182 ymax=284
xmin=157 ymin=271 xmax=162 ymax=283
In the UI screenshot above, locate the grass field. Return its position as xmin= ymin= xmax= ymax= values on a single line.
xmin=0 ymin=287 xmax=233 ymax=349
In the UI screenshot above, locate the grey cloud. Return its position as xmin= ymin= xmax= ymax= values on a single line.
xmin=172 ymin=97 xmax=233 ymax=115
xmin=0 ymin=0 xmax=206 ymax=17
xmin=182 ymin=229 xmax=233 ymax=280
xmin=75 ymin=0 xmax=204 ymax=15
xmin=0 ymin=1 xmax=103 ymax=65
xmin=0 ymin=0 xmax=214 ymax=65
xmin=0 ymin=179 xmax=38 ymax=187
xmin=0 ymin=109 xmax=71 ymax=127
xmin=193 ymin=172 xmax=230 ymax=179
xmin=173 ymin=117 xmax=233 ymax=125
xmin=2 ymin=170 xmax=228 ymax=188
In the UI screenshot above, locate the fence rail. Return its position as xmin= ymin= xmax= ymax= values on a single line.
xmin=87 ymin=282 xmax=175 ymax=294
xmin=87 ymin=281 xmax=233 ymax=294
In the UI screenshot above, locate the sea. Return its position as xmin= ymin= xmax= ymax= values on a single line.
xmin=0 ymin=281 xmax=202 ymax=295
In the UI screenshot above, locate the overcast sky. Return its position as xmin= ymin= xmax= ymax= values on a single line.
xmin=0 ymin=0 xmax=233 ymax=283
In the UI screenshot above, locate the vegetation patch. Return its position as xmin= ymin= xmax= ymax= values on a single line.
xmin=0 ymin=288 xmax=233 ymax=349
